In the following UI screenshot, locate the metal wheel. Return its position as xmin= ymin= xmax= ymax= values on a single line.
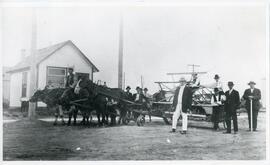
xmin=223 ymin=120 xmax=227 ymax=129
xmin=163 ymin=117 xmax=172 ymax=125
xmin=136 ymin=115 xmax=145 ymax=126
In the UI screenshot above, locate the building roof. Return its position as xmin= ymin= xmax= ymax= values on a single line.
xmin=6 ymin=40 xmax=99 ymax=73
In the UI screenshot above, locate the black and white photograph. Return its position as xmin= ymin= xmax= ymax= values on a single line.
xmin=1 ymin=0 xmax=269 ymax=163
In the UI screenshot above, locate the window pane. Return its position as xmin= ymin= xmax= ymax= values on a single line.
xmin=47 ymin=76 xmax=65 ymax=88
xmin=48 ymin=68 xmax=66 ymax=76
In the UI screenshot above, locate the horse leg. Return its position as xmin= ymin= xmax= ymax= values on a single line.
xmin=67 ymin=108 xmax=72 ymax=126
xmin=53 ymin=107 xmax=59 ymax=125
xmin=97 ymin=113 xmax=101 ymax=126
xmin=73 ymin=108 xmax=78 ymax=126
xmin=80 ymin=110 xmax=86 ymax=125
xmin=59 ymin=105 xmax=65 ymax=125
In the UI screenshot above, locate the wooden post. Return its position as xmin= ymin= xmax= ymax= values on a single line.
xmin=250 ymin=99 xmax=253 ymax=132
xmin=118 ymin=13 xmax=124 ymax=90
xmin=28 ymin=8 xmax=38 ymax=120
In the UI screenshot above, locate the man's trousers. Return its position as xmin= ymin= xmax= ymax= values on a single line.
xmin=172 ymin=103 xmax=188 ymax=131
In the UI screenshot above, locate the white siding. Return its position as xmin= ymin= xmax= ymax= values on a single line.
xmin=9 ymin=71 xmax=30 ymax=107
xmin=9 ymin=43 xmax=94 ymax=108
xmin=38 ymin=43 xmax=93 ymax=90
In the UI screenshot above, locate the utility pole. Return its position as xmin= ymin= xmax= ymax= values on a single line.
xmin=118 ymin=12 xmax=124 ymax=90
xmin=188 ymin=64 xmax=200 ymax=73
xmin=141 ymin=75 xmax=144 ymax=89
xmin=28 ymin=8 xmax=38 ymax=120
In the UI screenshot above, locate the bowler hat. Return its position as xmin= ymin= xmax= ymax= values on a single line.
xmin=214 ymin=74 xmax=220 ymax=79
xmin=248 ymin=81 xmax=256 ymax=85
xmin=126 ymin=86 xmax=131 ymax=90
xmin=144 ymin=88 xmax=148 ymax=91
xmin=179 ymin=77 xmax=187 ymax=82
xmin=228 ymin=81 xmax=234 ymax=86
xmin=136 ymin=86 xmax=140 ymax=90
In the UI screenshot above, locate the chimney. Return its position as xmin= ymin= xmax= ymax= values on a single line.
xmin=21 ymin=49 xmax=26 ymax=60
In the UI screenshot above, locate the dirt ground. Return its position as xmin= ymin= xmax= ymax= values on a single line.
xmin=3 ymin=112 xmax=266 ymax=160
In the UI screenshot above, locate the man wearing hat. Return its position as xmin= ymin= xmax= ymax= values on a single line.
xmin=242 ymin=81 xmax=261 ymax=131
xmin=211 ymin=87 xmax=226 ymax=130
xmin=171 ymin=77 xmax=193 ymax=134
xmin=224 ymin=81 xmax=240 ymax=134
xmin=65 ymin=68 xmax=75 ymax=88
xmin=203 ymin=74 xmax=223 ymax=92
xmin=133 ymin=86 xmax=143 ymax=103
xmin=125 ymin=86 xmax=133 ymax=101
xmin=118 ymin=86 xmax=133 ymax=125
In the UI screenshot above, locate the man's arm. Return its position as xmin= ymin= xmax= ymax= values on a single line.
xmin=242 ymin=89 xmax=249 ymax=100
xmin=235 ymin=91 xmax=240 ymax=107
xmin=253 ymin=89 xmax=261 ymax=101
xmin=187 ymin=87 xmax=193 ymax=110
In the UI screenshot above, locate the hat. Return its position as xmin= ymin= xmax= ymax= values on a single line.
xmin=126 ymin=86 xmax=131 ymax=90
xmin=214 ymin=74 xmax=220 ymax=79
xmin=192 ymin=73 xmax=198 ymax=76
xmin=248 ymin=81 xmax=256 ymax=85
xmin=144 ymin=88 xmax=148 ymax=91
xmin=136 ymin=86 xmax=140 ymax=90
xmin=179 ymin=77 xmax=187 ymax=82
xmin=228 ymin=81 xmax=234 ymax=86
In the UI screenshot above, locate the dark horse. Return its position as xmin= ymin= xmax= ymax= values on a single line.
xmin=30 ymin=88 xmax=67 ymax=125
xmin=59 ymin=87 xmax=93 ymax=125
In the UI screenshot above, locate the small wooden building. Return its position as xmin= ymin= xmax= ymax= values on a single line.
xmin=6 ymin=40 xmax=99 ymax=107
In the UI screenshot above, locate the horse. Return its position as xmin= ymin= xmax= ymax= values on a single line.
xmin=29 ymin=88 xmax=67 ymax=125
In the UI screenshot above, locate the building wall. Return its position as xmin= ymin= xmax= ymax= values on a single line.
xmin=9 ymin=43 xmax=94 ymax=107
xmin=37 ymin=43 xmax=93 ymax=90
xmin=9 ymin=70 xmax=30 ymax=107
xmin=37 ymin=43 xmax=93 ymax=107
xmin=3 ymin=80 xmax=10 ymax=106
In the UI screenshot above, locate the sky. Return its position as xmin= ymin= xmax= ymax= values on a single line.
xmin=1 ymin=3 xmax=267 ymax=99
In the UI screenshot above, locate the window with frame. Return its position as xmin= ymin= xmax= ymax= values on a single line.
xmin=21 ymin=72 xmax=28 ymax=97
xmin=47 ymin=67 xmax=67 ymax=88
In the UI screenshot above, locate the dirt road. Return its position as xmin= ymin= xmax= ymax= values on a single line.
xmin=3 ymin=112 xmax=266 ymax=160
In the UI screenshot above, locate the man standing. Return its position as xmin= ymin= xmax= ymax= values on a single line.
xmin=224 ymin=82 xmax=240 ymax=134
xmin=242 ymin=81 xmax=261 ymax=131
xmin=171 ymin=77 xmax=193 ymax=134
xmin=118 ymin=86 xmax=133 ymax=124
xmin=211 ymin=88 xmax=226 ymax=130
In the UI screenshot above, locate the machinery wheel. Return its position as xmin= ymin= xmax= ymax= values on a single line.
xmin=163 ymin=117 xmax=172 ymax=125
xmin=223 ymin=120 xmax=227 ymax=129
xmin=122 ymin=117 xmax=130 ymax=125
xmin=136 ymin=115 xmax=145 ymax=126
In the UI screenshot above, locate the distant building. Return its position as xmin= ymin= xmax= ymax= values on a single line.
xmin=6 ymin=40 xmax=99 ymax=107
xmin=2 ymin=67 xmax=11 ymax=108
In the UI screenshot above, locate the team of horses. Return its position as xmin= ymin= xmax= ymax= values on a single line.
xmin=29 ymin=80 xmax=135 ymax=126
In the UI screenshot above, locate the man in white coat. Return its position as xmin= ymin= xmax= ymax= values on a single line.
xmin=170 ymin=77 xmax=193 ymax=134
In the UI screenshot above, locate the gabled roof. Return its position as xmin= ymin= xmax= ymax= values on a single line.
xmin=6 ymin=40 xmax=99 ymax=73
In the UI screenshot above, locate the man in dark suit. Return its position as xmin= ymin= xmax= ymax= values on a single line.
xmin=171 ymin=77 xmax=193 ymax=134
xmin=133 ymin=87 xmax=144 ymax=103
xmin=224 ymin=81 xmax=240 ymax=134
xmin=242 ymin=81 xmax=261 ymax=131
xmin=125 ymin=86 xmax=133 ymax=101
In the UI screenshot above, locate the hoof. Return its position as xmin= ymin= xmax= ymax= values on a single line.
xmin=53 ymin=122 xmax=57 ymax=126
